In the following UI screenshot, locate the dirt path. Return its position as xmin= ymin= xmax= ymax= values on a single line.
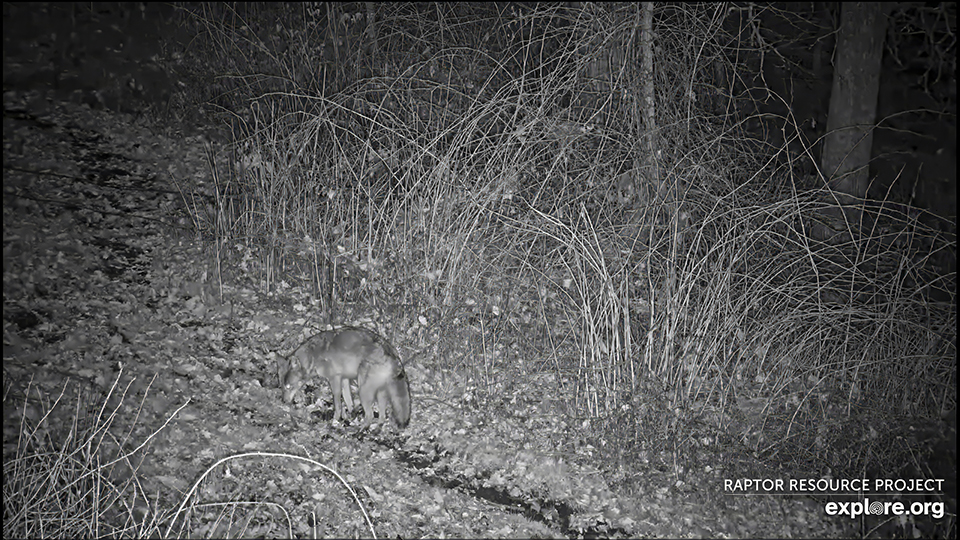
xmin=2 ymin=4 xmax=594 ymax=537
xmin=0 ymin=91 xmax=587 ymax=537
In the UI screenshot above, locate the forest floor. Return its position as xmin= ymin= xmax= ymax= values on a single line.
xmin=3 ymin=3 xmax=861 ymax=538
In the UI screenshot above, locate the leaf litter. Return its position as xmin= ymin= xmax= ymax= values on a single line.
xmin=2 ymin=4 xmax=856 ymax=538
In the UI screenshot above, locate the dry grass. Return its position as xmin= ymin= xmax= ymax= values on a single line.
xmin=3 ymin=375 xmax=376 ymax=538
xmin=3 ymin=374 xmax=175 ymax=538
xmin=175 ymin=3 xmax=955 ymax=477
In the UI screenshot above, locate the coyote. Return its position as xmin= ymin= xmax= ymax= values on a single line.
xmin=277 ymin=327 xmax=411 ymax=428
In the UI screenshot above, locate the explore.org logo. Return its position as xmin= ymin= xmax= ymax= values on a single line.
xmin=823 ymin=498 xmax=945 ymax=519
xmin=723 ymin=477 xmax=947 ymax=519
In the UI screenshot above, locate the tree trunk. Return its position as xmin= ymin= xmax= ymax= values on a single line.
xmin=820 ymin=2 xmax=889 ymax=218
